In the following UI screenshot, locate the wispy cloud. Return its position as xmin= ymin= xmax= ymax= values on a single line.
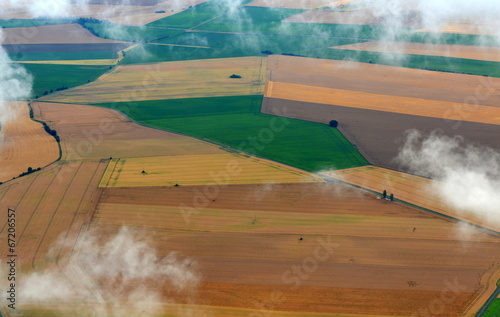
xmin=396 ymin=130 xmax=500 ymax=228
xmin=16 ymin=227 xmax=200 ymax=316
xmin=0 ymin=29 xmax=33 ymax=142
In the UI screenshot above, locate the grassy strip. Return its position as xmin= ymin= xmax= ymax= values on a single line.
xmin=482 ymin=298 xmax=500 ymax=316
xmin=94 ymin=95 xmax=368 ymax=171
xmin=25 ymin=64 xmax=111 ymax=98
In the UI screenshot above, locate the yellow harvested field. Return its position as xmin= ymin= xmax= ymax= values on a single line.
xmin=43 ymin=57 xmax=267 ymax=104
xmin=266 ymin=81 xmax=500 ymax=125
xmin=333 ymin=41 xmax=500 ymax=63
xmin=93 ymin=182 xmax=500 ymax=316
xmin=0 ymin=102 xmax=59 ymax=182
xmin=99 ymin=153 xmax=323 ymax=187
xmin=321 ymin=166 xmax=500 ymax=233
xmin=96 ymin=201 xmax=458 ymax=240
xmin=0 ymin=0 xmax=209 ymax=26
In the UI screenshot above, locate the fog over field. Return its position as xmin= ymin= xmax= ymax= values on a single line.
xmin=0 ymin=29 xmax=32 ymax=142
xmin=397 ymin=131 xmax=500 ymax=230
xmin=11 ymin=227 xmax=201 ymax=316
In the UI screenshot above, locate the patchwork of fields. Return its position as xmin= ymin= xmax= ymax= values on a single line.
xmin=92 ymin=182 xmax=500 ymax=316
xmin=1 ymin=0 xmax=500 ymax=316
xmin=263 ymin=55 xmax=500 ymax=170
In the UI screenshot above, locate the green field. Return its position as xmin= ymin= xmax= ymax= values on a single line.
xmin=25 ymin=64 xmax=110 ymax=98
xmin=94 ymin=95 xmax=368 ymax=171
xmin=9 ymin=51 xmax=117 ymax=61
xmin=121 ymin=31 xmax=500 ymax=78
xmin=122 ymin=33 xmax=361 ymax=64
xmin=84 ymin=23 xmax=183 ymax=42
xmin=147 ymin=0 xmax=252 ymax=29
xmin=315 ymin=48 xmax=500 ymax=77
xmin=483 ymin=298 xmax=500 ymax=317
xmin=195 ymin=6 xmax=305 ymax=33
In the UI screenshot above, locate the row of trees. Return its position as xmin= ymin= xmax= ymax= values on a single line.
xmin=36 ymin=85 xmax=69 ymax=99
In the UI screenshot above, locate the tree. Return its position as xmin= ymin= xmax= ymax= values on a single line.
xmin=329 ymin=120 xmax=338 ymax=128
xmin=229 ymin=74 xmax=242 ymax=79
xmin=382 ymin=190 xmax=387 ymax=199
xmin=27 ymin=167 xmax=33 ymax=173
xmin=389 ymin=193 xmax=394 ymax=201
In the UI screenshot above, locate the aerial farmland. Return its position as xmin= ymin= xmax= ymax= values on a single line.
xmin=0 ymin=1 xmax=499 ymax=317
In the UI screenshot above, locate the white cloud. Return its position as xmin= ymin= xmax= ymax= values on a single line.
xmin=396 ymin=130 xmax=500 ymax=228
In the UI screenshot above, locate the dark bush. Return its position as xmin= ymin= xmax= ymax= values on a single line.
xmin=329 ymin=120 xmax=339 ymax=128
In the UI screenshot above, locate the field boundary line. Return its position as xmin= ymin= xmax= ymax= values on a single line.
xmin=99 ymin=158 xmax=119 ymax=188
xmin=322 ymin=174 xmax=500 ymax=236
xmin=16 ymin=171 xmax=58 ymax=246
xmin=56 ymin=160 xmax=108 ymax=264
xmin=0 ymin=173 xmax=40 ymax=238
xmin=31 ymin=102 xmax=499 ymax=234
xmin=0 ymin=102 xmax=62 ymax=186
xmin=31 ymin=162 xmax=83 ymax=271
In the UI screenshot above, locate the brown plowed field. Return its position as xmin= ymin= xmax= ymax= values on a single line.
xmin=0 ymin=102 xmax=59 ymax=182
xmin=33 ymin=102 xmax=223 ymax=160
xmin=333 ymin=41 xmax=500 ymax=63
xmin=90 ymin=182 xmax=500 ymax=315
xmin=43 ymin=57 xmax=267 ymax=104
xmin=1 ymin=24 xmax=127 ymax=45
xmin=266 ymin=55 xmax=500 ymax=108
